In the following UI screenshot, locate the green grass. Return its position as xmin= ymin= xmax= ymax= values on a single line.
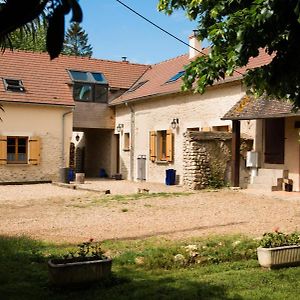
xmin=0 ymin=235 xmax=299 ymax=299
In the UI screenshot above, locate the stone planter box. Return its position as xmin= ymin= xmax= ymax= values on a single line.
xmin=48 ymin=257 xmax=112 ymax=286
xmin=257 ymin=245 xmax=300 ymax=268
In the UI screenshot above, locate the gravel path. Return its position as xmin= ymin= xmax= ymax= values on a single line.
xmin=0 ymin=183 xmax=299 ymax=243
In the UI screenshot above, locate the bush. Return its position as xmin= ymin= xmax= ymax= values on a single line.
xmin=259 ymin=231 xmax=300 ymax=248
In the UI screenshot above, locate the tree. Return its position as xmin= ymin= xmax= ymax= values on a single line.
xmin=158 ymin=0 xmax=300 ymax=107
xmin=63 ymin=22 xmax=93 ymax=57
xmin=6 ymin=24 xmax=47 ymax=52
xmin=0 ymin=0 xmax=83 ymax=59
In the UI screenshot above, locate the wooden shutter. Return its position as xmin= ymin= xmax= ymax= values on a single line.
xmin=166 ymin=130 xmax=173 ymax=162
xmin=0 ymin=136 xmax=7 ymax=165
xmin=29 ymin=136 xmax=40 ymax=165
xmin=149 ymin=131 xmax=157 ymax=162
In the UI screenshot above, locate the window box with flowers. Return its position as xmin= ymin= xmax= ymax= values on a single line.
xmin=257 ymin=229 xmax=300 ymax=269
xmin=48 ymin=239 xmax=112 ymax=286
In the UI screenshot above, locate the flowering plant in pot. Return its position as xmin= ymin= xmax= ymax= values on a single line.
xmin=48 ymin=239 xmax=112 ymax=286
xmin=257 ymin=229 xmax=300 ymax=269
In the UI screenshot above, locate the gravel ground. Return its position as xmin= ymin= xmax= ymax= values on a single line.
xmin=0 ymin=181 xmax=299 ymax=243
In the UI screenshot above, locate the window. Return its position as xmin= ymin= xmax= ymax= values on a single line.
xmin=3 ymin=78 xmax=25 ymax=92
xmin=128 ymin=80 xmax=148 ymax=92
xmin=0 ymin=136 xmax=40 ymax=165
xmin=187 ymin=127 xmax=200 ymax=132
xmin=68 ymin=70 xmax=108 ymax=103
xmin=123 ymin=133 xmax=130 ymax=151
xmin=165 ymin=71 xmax=185 ymax=84
xmin=212 ymin=125 xmax=230 ymax=132
xmin=149 ymin=130 xmax=173 ymax=162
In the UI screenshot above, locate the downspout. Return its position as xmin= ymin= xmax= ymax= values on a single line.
xmin=125 ymin=102 xmax=135 ymax=181
xmin=62 ymin=109 xmax=73 ymax=168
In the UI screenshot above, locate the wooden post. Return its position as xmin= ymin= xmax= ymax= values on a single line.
xmin=231 ymin=120 xmax=240 ymax=187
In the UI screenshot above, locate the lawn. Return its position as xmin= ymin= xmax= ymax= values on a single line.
xmin=0 ymin=235 xmax=299 ymax=300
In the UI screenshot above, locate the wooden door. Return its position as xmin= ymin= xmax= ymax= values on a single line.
xmin=264 ymin=118 xmax=285 ymax=164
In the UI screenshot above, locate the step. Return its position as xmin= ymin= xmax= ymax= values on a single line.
xmin=258 ymin=168 xmax=288 ymax=178
xmin=247 ymin=183 xmax=273 ymax=191
xmin=252 ymin=175 xmax=277 ymax=185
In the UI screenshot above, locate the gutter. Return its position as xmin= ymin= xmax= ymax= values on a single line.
xmin=125 ymin=102 xmax=135 ymax=181
xmin=62 ymin=109 xmax=73 ymax=168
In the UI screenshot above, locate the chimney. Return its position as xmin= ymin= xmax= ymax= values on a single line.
xmin=189 ymin=30 xmax=201 ymax=59
xmin=122 ymin=56 xmax=128 ymax=63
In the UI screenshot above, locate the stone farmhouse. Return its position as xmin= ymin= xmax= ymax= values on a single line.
xmin=1 ymin=34 xmax=300 ymax=191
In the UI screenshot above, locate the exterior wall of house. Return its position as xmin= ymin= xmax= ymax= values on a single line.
xmin=0 ymin=102 xmax=73 ymax=183
xmin=115 ymin=82 xmax=255 ymax=184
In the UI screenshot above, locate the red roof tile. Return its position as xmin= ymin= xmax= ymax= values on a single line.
xmin=0 ymin=50 xmax=149 ymax=106
xmin=111 ymin=48 xmax=273 ymax=106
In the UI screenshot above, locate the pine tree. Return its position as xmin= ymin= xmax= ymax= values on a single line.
xmin=63 ymin=22 xmax=93 ymax=57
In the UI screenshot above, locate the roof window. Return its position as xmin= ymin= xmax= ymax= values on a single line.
xmin=68 ymin=70 xmax=107 ymax=84
xmin=3 ymin=78 xmax=25 ymax=92
xmin=165 ymin=70 xmax=185 ymax=83
xmin=128 ymin=80 xmax=148 ymax=92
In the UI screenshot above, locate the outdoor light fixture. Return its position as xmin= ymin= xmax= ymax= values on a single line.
xmin=116 ymin=123 xmax=124 ymax=132
xmin=171 ymin=118 xmax=179 ymax=129
xmin=75 ymin=134 xmax=80 ymax=142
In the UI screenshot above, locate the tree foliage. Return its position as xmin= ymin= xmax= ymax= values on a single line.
xmin=158 ymin=0 xmax=300 ymax=107
xmin=0 ymin=0 xmax=83 ymax=59
xmin=63 ymin=22 xmax=93 ymax=57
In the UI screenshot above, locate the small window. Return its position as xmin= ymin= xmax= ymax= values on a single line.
xmin=7 ymin=137 xmax=28 ymax=164
xmin=165 ymin=71 xmax=185 ymax=84
xmin=128 ymin=80 xmax=148 ymax=92
xmin=123 ymin=133 xmax=130 ymax=150
xmin=3 ymin=78 xmax=25 ymax=92
xmin=149 ymin=130 xmax=173 ymax=162
xmin=187 ymin=127 xmax=200 ymax=132
xmin=157 ymin=130 xmax=167 ymax=161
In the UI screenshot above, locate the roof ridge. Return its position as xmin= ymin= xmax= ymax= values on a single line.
xmin=152 ymin=53 xmax=188 ymax=66
xmin=6 ymin=49 xmax=149 ymax=67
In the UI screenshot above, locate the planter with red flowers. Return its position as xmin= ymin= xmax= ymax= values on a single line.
xmin=48 ymin=240 xmax=112 ymax=286
xmin=257 ymin=230 xmax=300 ymax=269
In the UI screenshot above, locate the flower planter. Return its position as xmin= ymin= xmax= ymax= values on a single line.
xmin=257 ymin=245 xmax=300 ymax=268
xmin=48 ymin=257 xmax=112 ymax=286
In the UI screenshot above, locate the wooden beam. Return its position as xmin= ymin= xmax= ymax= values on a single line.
xmin=231 ymin=120 xmax=241 ymax=187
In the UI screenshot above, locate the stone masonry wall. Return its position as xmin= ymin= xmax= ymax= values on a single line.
xmin=183 ymin=131 xmax=252 ymax=190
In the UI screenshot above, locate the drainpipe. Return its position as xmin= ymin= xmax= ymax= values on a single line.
xmin=125 ymin=102 xmax=135 ymax=181
xmin=62 ymin=109 xmax=73 ymax=168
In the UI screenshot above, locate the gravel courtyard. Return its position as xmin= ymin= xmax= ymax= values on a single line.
xmin=0 ymin=181 xmax=299 ymax=243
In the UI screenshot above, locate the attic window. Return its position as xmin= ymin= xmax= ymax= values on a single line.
xmin=165 ymin=71 xmax=185 ymax=83
xmin=128 ymin=80 xmax=148 ymax=92
xmin=3 ymin=79 xmax=25 ymax=92
xmin=68 ymin=70 xmax=108 ymax=103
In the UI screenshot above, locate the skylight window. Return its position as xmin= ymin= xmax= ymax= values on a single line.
xmin=3 ymin=78 xmax=25 ymax=92
xmin=128 ymin=80 xmax=148 ymax=92
xmin=165 ymin=71 xmax=185 ymax=84
xmin=69 ymin=70 xmax=107 ymax=84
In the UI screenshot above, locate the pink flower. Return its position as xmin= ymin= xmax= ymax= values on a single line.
xmin=273 ymin=227 xmax=280 ymax=233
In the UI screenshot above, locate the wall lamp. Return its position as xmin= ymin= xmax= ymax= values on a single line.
xmin=171 ymin=118 xmax=179 ymax=129
xmin=116 ymin=123 xmax=124 ymax=132
xmin=75 ymin=134 xmax=80 ymax=142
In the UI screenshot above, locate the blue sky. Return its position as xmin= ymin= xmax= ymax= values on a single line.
xmin=76 ymin=0 xmax=198 ymax=64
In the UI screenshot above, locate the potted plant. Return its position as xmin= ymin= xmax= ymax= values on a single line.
xmin=48 ymin=239 xmax=112 ymax=286
xmin=257 ymin=229 xmax=300 ymax=269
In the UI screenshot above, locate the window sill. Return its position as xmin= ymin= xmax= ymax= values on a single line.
xmin=5 ymin=163 xmax=29 ymax=166
xmin=155 ymin=160 xmax=169 ymax=165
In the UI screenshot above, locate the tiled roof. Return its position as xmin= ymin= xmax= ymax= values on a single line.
xmin=222 ymin=95 xmax=300 ymax=120
xmin=111 ymin=48 xmax=273 ymax=106
xmin=0 ymin=50 xmax=149 ymax=106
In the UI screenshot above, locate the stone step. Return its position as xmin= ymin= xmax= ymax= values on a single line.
xmin=258 ymin=168 xmax=288 ymax=178
xmin=247 ymin=183 xmax=273 ymax=191
xmin=252 ymin=175 xmax=277 ymax=185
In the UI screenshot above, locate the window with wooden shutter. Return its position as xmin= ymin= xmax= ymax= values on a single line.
xmin=29 ymin=136 xmax=40 ymax=165
xmin=149 ymin=131 xmax=157 ymax=162
xmin=166 ymin=130 xmax=173 ymax=162
xmin=0 ymin=136 xmax=7 ymax=165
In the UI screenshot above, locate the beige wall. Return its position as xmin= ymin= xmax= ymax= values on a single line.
xmin=115 ymin=82 xmax=254 ymax=184
xmin=0 ymin=102 xmax=73 ymax=182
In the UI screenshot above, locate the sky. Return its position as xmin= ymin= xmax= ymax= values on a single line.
xmin=75 ymin=0 xmax=198 ymax=64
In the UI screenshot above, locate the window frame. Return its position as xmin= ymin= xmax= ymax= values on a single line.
xmin=3 ymin=78 xmax=25 ymax=92
xmin=123 ymin=132 xmax=130 ymax=151
xmin=150 ymin=130 xmax=173 ymax=163
xmin=7 ymin=136 xmax=28 ymax=164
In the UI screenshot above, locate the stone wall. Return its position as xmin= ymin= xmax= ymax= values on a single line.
xmin=183 ymin=131 xmax=252 ymax=189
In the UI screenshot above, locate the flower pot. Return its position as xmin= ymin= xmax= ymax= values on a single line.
xmin=257 ymin=245 xmax=300 ymax=269
xmin=48 ymin=257 xmax=112 ymax=286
